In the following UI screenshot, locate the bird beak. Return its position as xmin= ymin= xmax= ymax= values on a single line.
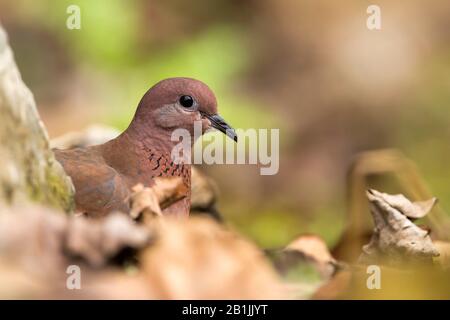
xmin=201 ymin=112 xmax=238 ymax=142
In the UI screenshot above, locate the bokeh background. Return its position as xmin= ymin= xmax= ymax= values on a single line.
xmin=1 ymin=0 xmax=449 ymax=249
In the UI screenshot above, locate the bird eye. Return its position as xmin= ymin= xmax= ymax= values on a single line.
xmin=179 ymin=95 xmax=194 ymax=108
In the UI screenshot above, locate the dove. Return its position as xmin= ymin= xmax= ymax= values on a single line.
xmin=54 ymin=78 xmax=237 ymax=217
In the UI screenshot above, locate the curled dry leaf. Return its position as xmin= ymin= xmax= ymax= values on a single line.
xmin=286 ymin=234 xmax=336 ymax=266
xmin=265 ymin=235 xmax=342 ymax=299
xmin=152 ymin=176 xmax=188 ymax=209
xmin=359 ymin=189 xmax=440 ymax=265
xmin=269 ymin=235 xmax=339 ymax=282
xmin=129 ymin=177 xmax=187 ymax=223
xmin=370 ymin=190 xmax=438 ymax=219
xmin=129 ymin=184 xmax=162 ymax=219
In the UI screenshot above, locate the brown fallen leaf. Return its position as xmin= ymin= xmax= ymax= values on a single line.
xmin=359 ymin=189 xmax=440 ymax=266
xmin=1 ymin=206 xmax=286 ymax=299
xmin=285 ymin=234 xmax=341 ymax=278
xmin=286 ymin=234 xmax=336 ymax=266
xmin=0 ymin=204 xmax=151 ymax=269
xmin=65 ymin=212 xmax=151 ymax=267
xmin=140 ymin=216 xmax=286 ymax=299
xmin=0 ymin=205 xmax=154 ymax=298
xmin=129 ymin=177 xmax=187 ymax=226
xmin=267 ymin=234 xmax=341 ymax=296
xmin=371 ymin=191 xmax=438 ymax=219
xmin=129 ymin=184 xmax=162 ymax=219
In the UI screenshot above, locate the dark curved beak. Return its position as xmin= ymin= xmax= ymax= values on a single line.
xmin=202 ymin=113 xmax=238 ymax=142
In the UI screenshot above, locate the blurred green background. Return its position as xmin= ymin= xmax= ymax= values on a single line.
xmin=1 ymin=0 xmax=449 ymax=249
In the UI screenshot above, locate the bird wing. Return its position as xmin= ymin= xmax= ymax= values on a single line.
xmin=54 ymin=147 xmax=130 ymax=216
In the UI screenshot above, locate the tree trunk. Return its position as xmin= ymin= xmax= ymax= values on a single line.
xmin=0 ymin=24 xmax=74 ymax=211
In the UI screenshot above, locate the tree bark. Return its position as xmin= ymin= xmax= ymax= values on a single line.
xmin=0 ymin=24 xmax=74 ymax=211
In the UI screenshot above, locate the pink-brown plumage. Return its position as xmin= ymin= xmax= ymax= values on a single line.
xmin=54 ymin=78 xmax=236 ymax=217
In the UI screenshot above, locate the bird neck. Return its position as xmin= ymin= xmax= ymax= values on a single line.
xmin=119 ymin=119 xmax=192 ymax=161
xmin=100 ymin=125 xmax=192 ymax=182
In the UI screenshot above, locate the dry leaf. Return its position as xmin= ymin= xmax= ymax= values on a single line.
xmin=152 ymin=176 xmax=188 ymax=209
xmin=140 ymin=216 xmax=285 ymax=299
xmin=372 ymin=190 xmax=438 ymax=219
xmin=190 ymin=167 xmax=223 ymax=221
xmin=0 ymin=204 xmax=151 ymax=269
xmin=65 ymin=212 xmax=151 ymax=267
xmin=0 ymin=205 xmax=155 ymax=298
xmin=129 ymin=177 xmax=187 ymax=225
xmin=129 ymin=184 xmax=162 ymax=219
xmin=359 ymin=189 xmax=440 ymax=265
xmin=0 ymin=206 xmax=286 ymax=299
xmin=286 ymin=234 xmax=336 ymax=266
xmin=267 ymin=234 xmax=341 ymax=295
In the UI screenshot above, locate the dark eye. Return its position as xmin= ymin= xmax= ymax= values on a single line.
xmin=179 ymin=95 xmax=194 ymax=108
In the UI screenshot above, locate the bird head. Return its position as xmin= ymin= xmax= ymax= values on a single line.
xmin=134 ymin=77 xmax=237 ymax=143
